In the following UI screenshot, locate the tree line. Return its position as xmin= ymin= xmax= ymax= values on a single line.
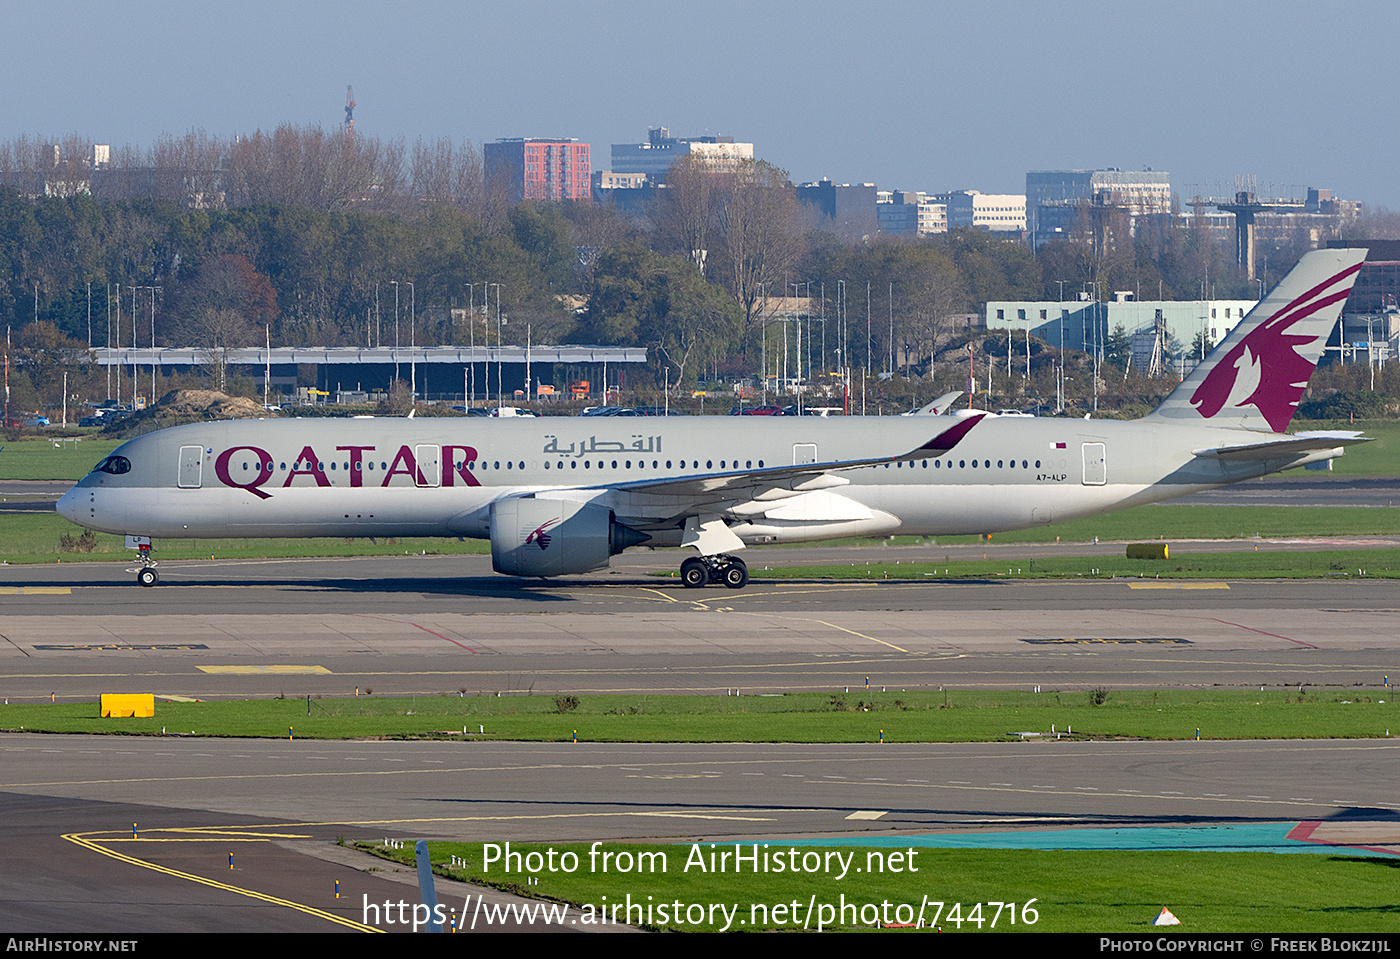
xmin=4 ymin=124 xmax=1393 ymax=416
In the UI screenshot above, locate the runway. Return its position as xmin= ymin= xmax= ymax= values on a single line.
xmin=2 ymin=550 xmax=1398 ymax=932
xmin=1 ymin=552 xmax=1397 ymax=700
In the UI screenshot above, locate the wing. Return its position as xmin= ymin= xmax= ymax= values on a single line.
xmin=594 ymin=412 xmax=983 ymax=504
xmin=536 ymin=414 xmax=986 ymax=552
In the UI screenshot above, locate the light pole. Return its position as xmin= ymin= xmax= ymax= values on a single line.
xmin=133 ymin=284 xmax=160 ymax=405
xmin=407 ymin=281 xmax=415 ymax=401
xmin=466 ymin=283 xmax=477 ymax=406
xmin=390 ymin=280 xmax=400 ymax=384
xmin=489 ymin=283 xmax=503 ymax=406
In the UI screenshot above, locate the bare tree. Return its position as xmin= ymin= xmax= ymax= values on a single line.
xmin=710 ymin=159 xmax=806 ymax=339
xmin=652 ymin=154 xmax=715 ymax=273
xmin=189 ymin=307 xmax=255 ymax=392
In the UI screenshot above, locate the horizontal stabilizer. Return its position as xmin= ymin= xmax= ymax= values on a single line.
xmin=1192 ymin=431 xmax=1371 ymax=461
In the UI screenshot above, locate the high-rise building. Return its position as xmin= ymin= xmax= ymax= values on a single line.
xmin=874 ymin=191 xmax=948 ymax=237
xmin=484 ymin=138 xmax=591 ymax=203
xmin=1026 ymin=169 xmax=1171 ymax=241
xmin=797 ymin=179 xmax=878 ymax=239
xmin=610 ymin=127 xmax=754 ymax=184
xmin=936 ymin=190 xmax=1026 ymax=232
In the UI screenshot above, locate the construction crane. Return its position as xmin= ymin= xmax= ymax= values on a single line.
xmin=344 ymin=85 xmax=356 ymax=139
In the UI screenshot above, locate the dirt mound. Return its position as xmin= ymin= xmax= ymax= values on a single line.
xmin=103 ymin=390 xmax=272 ymax=438
xmin=156 ymin=389 xmax=265 ymax=418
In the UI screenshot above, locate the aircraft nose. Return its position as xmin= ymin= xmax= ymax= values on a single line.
xmin=55 ymin=486 xmax=80 ymax=524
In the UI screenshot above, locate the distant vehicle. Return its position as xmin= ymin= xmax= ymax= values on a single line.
xmin=23 ymin=416 xmax=50 ymax=427
xmin=995 ymin=409 xmax=1035 ymax=417
xmin=581 ymin=406 xmax=638 ymax=417
xmin=730 ymin=405 xmax=784 ymax=416
xmin=489 ymin=406 xmax=538 ymax=418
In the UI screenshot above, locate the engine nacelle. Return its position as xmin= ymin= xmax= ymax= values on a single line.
xmin=490 ymin=496 xmax=648 ymax=577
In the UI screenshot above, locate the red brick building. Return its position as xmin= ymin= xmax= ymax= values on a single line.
xmin=484 ymin=138 xmax=591 ymax=203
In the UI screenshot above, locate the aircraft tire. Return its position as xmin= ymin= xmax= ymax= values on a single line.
xmin=136 ymin=568 xmax=159 ymax=587
xmin=721 ymin=559 xmax=748 ymax=589
xmin=680 ymin=557 xmax=708 ymax=589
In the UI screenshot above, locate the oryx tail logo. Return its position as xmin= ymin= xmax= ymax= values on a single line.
xmin=525 ymin=518 xmax=560 ymax=551
xmin=1190 ymin=261 xmax=1362 ymax=433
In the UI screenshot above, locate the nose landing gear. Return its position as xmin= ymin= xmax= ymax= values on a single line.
xmin=127 ymin=541 xmax=159 ymax=587
xmin=679 ymin=554 xmax=748 ymax=589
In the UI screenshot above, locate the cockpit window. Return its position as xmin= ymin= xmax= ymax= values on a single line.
xmin=94 ymin=456 xmax=131 ymax=475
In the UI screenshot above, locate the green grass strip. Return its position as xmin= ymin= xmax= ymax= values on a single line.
xmin=0 ymin=436 xmax=120 ymax=481
xmin=750 ymin=548 xmax=1400 ymax=581
xmin=4 ymin=690 xmax=1394 ymax=741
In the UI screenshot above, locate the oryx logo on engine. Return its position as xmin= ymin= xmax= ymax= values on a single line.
xmin=525 ymin=519 xmax=560 ymax=551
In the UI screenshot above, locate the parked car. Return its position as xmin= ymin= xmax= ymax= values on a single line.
xmin=23 ymin=415 xmax=50 ymax=427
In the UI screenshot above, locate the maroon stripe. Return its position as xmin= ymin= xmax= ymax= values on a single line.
xmin=1258 ymin=263 xmax=1363 ymax=331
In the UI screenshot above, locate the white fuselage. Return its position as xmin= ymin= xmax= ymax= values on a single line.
xmin=57 ymin=413 xmax=1328 ymax=549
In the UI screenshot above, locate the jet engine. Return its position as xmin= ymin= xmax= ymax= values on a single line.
xmin=490 ymin=496 xmax=649 ymax=577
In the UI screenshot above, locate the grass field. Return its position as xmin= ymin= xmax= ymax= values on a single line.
xmin=365 ymin=840 xmax=1399 ymax=932
xmin=745 ymin=547 xmax=1400 ymax=581
xmin=0 ymin=435 xmax=118 ymax=481
xmin=3 ymin=689 xmax=1393 ymax=740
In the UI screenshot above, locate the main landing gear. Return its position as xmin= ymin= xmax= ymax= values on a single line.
xmin=680 ymin=554 xmax=748 ymax=590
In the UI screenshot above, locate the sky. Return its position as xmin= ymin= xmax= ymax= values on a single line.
xmin=5 ymin=0 xmax=1396 ymax=207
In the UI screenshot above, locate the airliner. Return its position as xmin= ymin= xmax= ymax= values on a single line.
xmin=57 ymin=249 xmax=1369 ymax=589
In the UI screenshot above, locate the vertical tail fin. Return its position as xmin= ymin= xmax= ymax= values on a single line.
xmin=1146 ymin=248 xmax=1367 ymax=432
